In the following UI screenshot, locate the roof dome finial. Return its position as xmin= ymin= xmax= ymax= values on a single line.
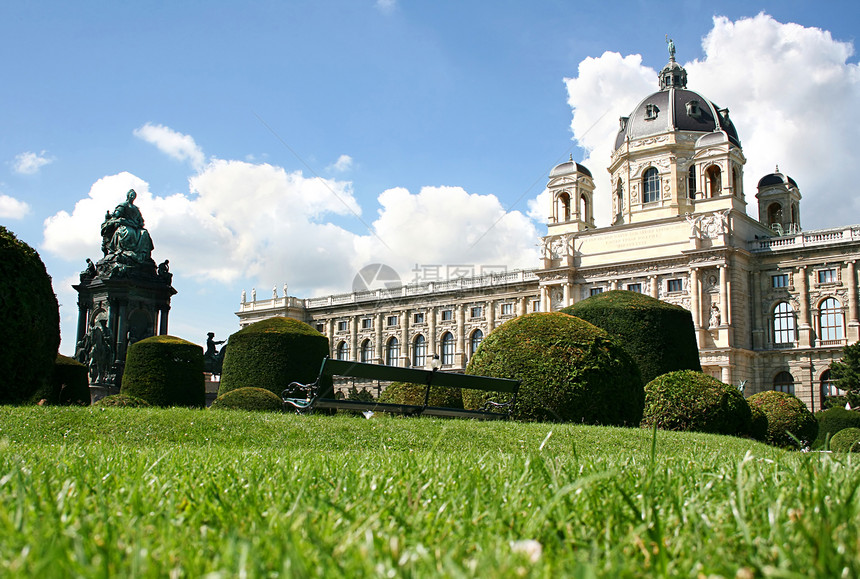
xmin=659 ymin=37 xmax=686 ymax=90
xmin=666 ymin=35 xmax=676 ymax=62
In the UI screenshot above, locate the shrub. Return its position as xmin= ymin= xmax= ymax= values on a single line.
xmin=219 ymin=317 xmax=330 ymax=398
xmin=210 ymin=387 xmax=283 ymax=412
xmin=748 ymin=405 xmax=768 ymax=442
xmin=0 ymin=226 xmax=61 ymax=404
xmin=561 ymin=290 xmax=701 ymax=384
xmin=379 ymin=382 xmax=463 ymax=408
xmin=747 ymin=391 xmax=818 ymax=448
xmin=641 ymin=370 xmax=751 ymax=435
xmin=813 ymin=407 xmax=860 ymax=449
xmin=33 ymin=355 xmax=90 ymax=405
xmin=463 ymin=312 xmax=643 ymax=424
xmin=122 ymin=335 xmax=205 ymax=407
xmin=829 ymin=427 xmax=860 ymax=453
xmin=93 ymin=394 xmax=151 ymax=407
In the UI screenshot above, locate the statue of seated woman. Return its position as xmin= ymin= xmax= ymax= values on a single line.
xmin=100 ymin=189 xmax=154 ymax=265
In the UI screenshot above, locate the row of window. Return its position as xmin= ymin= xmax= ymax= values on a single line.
xmin=773 ymin=297 xmax=845 ymax=344
xmin=771 ymin=268 xmax=838 ymax=289
xmin=772 ymin=369 xmax=845 ymax=401
xmin=589 ymin=279 xmax=681 ymax=297
xmin=639 ymin=164 xmax=741 ymax=204
xmin=329 ymin=303 xmax=520 ymax=332
xmin=335 ymin=330 xmax=485 ymax=367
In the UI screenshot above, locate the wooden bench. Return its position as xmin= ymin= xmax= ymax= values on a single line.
xmin=281 ymin=357 xmax=520 ymax=420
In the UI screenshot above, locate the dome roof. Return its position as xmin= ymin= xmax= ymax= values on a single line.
xmin=614 ymin=57 xmax=740 ymax=150
xmin=757 ymin=166 xmax=798 ymax=189
xmin=550 ymin=159 xmax=592 ymax=178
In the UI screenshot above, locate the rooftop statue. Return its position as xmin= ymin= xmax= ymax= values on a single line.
xmin=98 ymin=189 xmax=157 ymax=277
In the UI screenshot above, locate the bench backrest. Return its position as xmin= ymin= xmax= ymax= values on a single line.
xmin=319 ymin=358 xmax=519 ymax=394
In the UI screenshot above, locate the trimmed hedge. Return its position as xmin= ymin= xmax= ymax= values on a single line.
xmin=219 ymin=317 xmax=330 ymax=398
xmin=829 ymin=427 xmax=860 ymax=453
xmin=379 ymin=382 xmax=463 ymax=408
xmin=641 ymin=370 xmax=752 ymax=435
xmin=0 ymin=226 xmax=61 ymax=404
xmin=464 ymin=313 xmax=643 ymax=425
xmin=33 ymin=354 xmax=90 ymax=405
xmin=93 ymin=394 xmax=151 ymax=407
xmin=122 ymin=335 xmax=205 ymax=407
xmin=813 ymin=407 xmax=860 ymax=449
xmin=210 ymin=387 xmax=283 ymax=412
xmin=561 ymin=290 xmax=701 ymax=384
xmin=747 ymin=390 xmax=818 ymax=448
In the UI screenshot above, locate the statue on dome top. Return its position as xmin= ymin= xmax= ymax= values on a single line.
xmin=666 ymin=35 xmax=676 ymax=60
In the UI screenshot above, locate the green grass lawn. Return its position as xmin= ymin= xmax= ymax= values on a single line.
xmin=0 ymin=407 xmax=857 ymax=578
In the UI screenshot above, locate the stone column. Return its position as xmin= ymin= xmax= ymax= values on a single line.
xmin=797 ymin=266 xmax=811 ymax=347
xmin=719 ymin=265 xmax=728 ymax=326
xmin=428 ymin=308 xmax=437 ymax=359
xmin=350 ymin=317 xmax=358 ymax=361
xmin=400 ymin=310 xmax=409 ymax=367
xmin=610 ymin=279 xmax=618 ymax=290
xmin=540 ymin=286 xmax=550 ymax=312
xmin=649 ymin=275 xmax=659 ymax=299
xmin=689 ymin=268 xmax=700 ymax=328
xmin=518 ymin=296 xmax=528 ymax=316
xmin=848 ymin=261 xmax=859 ymax=340
xmin=563 ymin=283 xmax=571 ymax=308
xmin=456 ymin=304 xmax=466 ymax=366
xmin=326 ymin=319 xmax=335 ymax=357
xmin=158 ymin=305 xmax=170 ymax=336
xmin=375 ymin=313 xmax=384 ymax=364
xmin=115 ymin=300 xmax=128 ymax=363
xmin=721 ymin=364 xmax=732 ymax=386
xmin=486 ymin=300 xmax=495 ymax=331
xmin=751 ymin=270 xmax=764 ymax=349
xmin=76 ymin=299 xmax=89 ymax=344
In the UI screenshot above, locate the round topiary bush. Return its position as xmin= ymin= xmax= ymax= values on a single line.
xmin=749 ymin=404 xmax=769 ymax=442
xmin=747 ymin=390 xmax=818 ymax=448
xmin=219 ymin=317 xmax=330 ymax=398
xmin=813 ymin=407 xmax=860 ymax=449
xmin=378 ymin=382 xmax=463 ymax=408
xmin=829 ymin=427 xmax=860 ymax=453
xmin=93 ymin=394 xmax=151 ymax=407
xmin=561 ymin=290 xmax=701 ymax=384
xmin=210 ymin=387 xmax=283 ymax=412
xmin=33 ymin=354 xmax=91 ymax=405
xmin=0 ymin=226 xmax=61 ymax=404
xmin=463 ymin=312 xmax=643 ymax=424
xmin=122 ymin=335 xmax=205 ymax=407
xmin=641 ymin=370 xmax=752 ymax=435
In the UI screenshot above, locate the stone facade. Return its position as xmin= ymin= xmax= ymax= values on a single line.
xmin=236 ymin=52 xmax=859 ymax=412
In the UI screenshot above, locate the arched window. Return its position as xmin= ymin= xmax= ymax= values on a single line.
xmin=820 ymin=368 xmax=845 ymax=401
xmin=688 ymin=165 xmax=696 ymax=199
xmin=579 ymin=194 xmax=588 ymax=221
xmin=615 ymin=181 xmax=624 ymax=218
xmin=385 ymin=337 xmax=400 ymax=366
xmin=767 ymin=203 xmax=782 ymax=227
xmin=818 ymin=297 xmax=844 ymax=342
xmin=706 ymin=165 xmax=721 ymax=197
xmin=336 ymin=341 xmax=349 ymax=361
xmin=469 ymin=329 xmax=483 ymax=358
xmin=558 ymin=192 xmax=571 ymax=221
xmin=441 ymin=332 xmax=455 ymax=366
xmin=773 ymin=302 xmax=796 ymax=345
xmin=412 ymin=334 xmax=426 ymax=368
xmin=360 ymin=339 xmax=373 ymax=364
xmin=773 ymin=371 xmax=795 ymax=394
xmin=642 ymin=168 xmax=660 ymax=203
xmin=791 ymin=203 xmax=798 ymax=228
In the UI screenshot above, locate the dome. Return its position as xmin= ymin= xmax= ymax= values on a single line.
xmin=550 ymin=159 xmax=592 ymax=178
xmin=614 ymin=58 xmax=740 ymax=151
xmin=757 ymin=167 xmax=798 ymax=189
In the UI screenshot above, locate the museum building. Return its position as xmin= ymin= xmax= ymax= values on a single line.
xmin=237 ymin=51 xmax=860 ymax=412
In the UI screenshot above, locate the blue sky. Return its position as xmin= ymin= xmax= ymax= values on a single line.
xmin=1 ymin=1 xmax=858 ymax=354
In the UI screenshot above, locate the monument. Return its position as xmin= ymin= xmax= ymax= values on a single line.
xmin=73 ymin=189 xmax=176 ymax=397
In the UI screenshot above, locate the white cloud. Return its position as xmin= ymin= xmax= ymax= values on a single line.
xmin=133 ymin=123 xmax=206 ymax=171
xmin=0 ymin=194 xmax=31 ymax=219
xmin=13 ymin=151 xmax=53 ymax=174
xmin=327 ymin=154 xmax=354 ymax=173
xmin=354 ymin=185 xmax=540 ymax=282
xmin=375 ymin=0 xmax=396 ymax=14
xmin=563 ymin=14 xmax=860 ymax=229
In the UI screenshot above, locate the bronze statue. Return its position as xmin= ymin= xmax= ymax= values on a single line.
xmin=87 ymin=318 xmax=114 ymax=384
xmin=204 ymin=332 xmax=227 ymax=374
xmin=100 ymin=189 xmax=155 ymax=265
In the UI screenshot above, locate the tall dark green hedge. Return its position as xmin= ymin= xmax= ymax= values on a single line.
xmin=561 ymin=290 xmax=701 ymax=384
xmin=464 ymin=312 xmax=644 ymax=425
xmin=0 ymin=226 xmax=61 ymax=403
xmin=747 ymin=390 xmax=818 ymax=449
xmin=813 ymin=406 xmax=860 ymax=449
xmin=122 ymin=335 xmax=205 ymax=407
xmin=219 ymin=317 xmax=330 ymax=398
xmin=33 ymin=354 xmax=90 ymax=405
xmin=641 ymin=370 xmax=751 ymax=436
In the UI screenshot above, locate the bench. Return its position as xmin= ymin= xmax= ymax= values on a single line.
xmin=281 ymin=357 xmax=520 ymax=420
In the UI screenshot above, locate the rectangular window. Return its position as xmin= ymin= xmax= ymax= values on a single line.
xmin=470 ymin=306 xmax=483 ymax=318
xmin=501 ymin=303 xmax=514 ymax=316
xmin=532 ymin=300 xmax=541 ymax=312
xmin=818 ymin=268 xmax=837 ymax=284
xmin=361 ymin=318 xmax=373 ymax=330
xmin=441 ymin=309 xmax=453 ymax=321
xmin=772 ymin=274 xmax=788 ymax=288
xmin=315 ymin=323 xmax=325 ymax=333
xmin=627 ymin=283 xmax=642 ymax=293
xmin=413 ymin=312 xmax=425 ymax=324
xmin=386 ymin=315 xmax=398 ymax=327
xmin=337 ymin=321 xmax=348 ymax=331
xmin=590 ymin=287 xmax=603 ymax=296
xmin=667 ymin=279 xmax=683 ymax=293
